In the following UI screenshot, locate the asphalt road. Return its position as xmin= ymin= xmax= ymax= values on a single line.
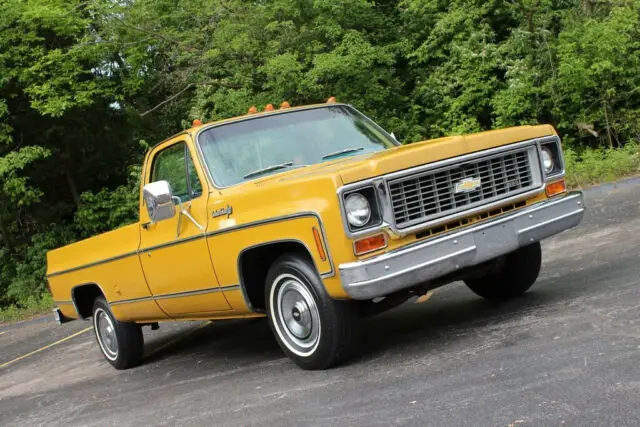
xmin=1 ymin=180 xmax=639 ymax=426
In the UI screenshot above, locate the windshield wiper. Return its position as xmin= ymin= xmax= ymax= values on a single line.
xmin=321 ymin=147 xmax=365 ymax=160
xmin=243 ymin=162 xmax=295 ymax=179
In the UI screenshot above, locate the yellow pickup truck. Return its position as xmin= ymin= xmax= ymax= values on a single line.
xmin=47 ymin=99 xmax=584 ymax=370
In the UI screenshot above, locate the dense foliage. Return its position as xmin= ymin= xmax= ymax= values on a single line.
xmin=1 ymin=0 xmax=639 ymax=311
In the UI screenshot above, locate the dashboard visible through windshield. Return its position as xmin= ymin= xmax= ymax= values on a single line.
xmin=197 ymin=105 xmax=398 ymax=187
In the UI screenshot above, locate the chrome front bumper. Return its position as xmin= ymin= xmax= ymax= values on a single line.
xmin=339 ymin=191 xmax=585 ymax=300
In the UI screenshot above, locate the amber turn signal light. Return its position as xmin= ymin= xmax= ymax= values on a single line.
xmin=354 ymin=233 xmax=387 ymax=255
xmin=312 ymin=227 xmax=326 ymax=261
xmin=545 ymin=179 xmax=567 ymax=197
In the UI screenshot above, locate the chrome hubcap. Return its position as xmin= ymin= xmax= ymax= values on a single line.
xmin=283 ymin=296 xmax=312 ymax=339
xmin=272 ymin=274 xmax=321 ymax=357
xmin=94 ymin=308 xmax=118 ymax=360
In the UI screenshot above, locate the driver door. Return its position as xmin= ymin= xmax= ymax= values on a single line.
xmin=139 ymin=139 xmax=230 ymax=316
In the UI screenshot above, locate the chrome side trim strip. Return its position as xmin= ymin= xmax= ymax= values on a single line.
xmin=208 ymin=211 xmax=335 ymax=277
xmin=153 ymin=284 xmax=240 ymax=300
xmin=110 ymin=284 xmax=241 ymax=305
xmin=139 ymin=233 xmax=205 ymax=254
xmin=53 ymin=300 xmax=73 ymax=305
xmin=46 ymin=212 xmax=333 ymax=281
xmin=109 ymin=296 xmax=155 ymax=306
xmin=47 ymin=250 xmax=138 ymax=278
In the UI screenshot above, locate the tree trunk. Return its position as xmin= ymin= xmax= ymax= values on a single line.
xmin=0 ymin=211 xmax=13 ymax=251
xmin=603 ymin=100 xmax=614 ymax=149
xmin=65 ymin=168 xmax=82 ymax=210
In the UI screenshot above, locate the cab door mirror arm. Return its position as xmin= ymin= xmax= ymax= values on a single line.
xmin=171 ymin=196 xmax=205 ymax=238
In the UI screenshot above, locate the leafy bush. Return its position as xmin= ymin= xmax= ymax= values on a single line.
xmin=565 ymin=143 xmax=640 ymax=187
xmin=74 ymin=166 xmax=141 ymax=238
xmin=0 ymin=293 xmax=53 ymax=323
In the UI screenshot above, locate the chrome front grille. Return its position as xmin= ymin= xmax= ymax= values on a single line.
xmin=388 ymin=146 xmax=539 ymax=229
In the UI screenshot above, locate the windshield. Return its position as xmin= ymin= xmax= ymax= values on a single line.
xmin=197 ymin=105 xmax=398 ymax=187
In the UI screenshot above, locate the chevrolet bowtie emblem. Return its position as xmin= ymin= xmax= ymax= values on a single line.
xmin=454 ymin=177 xmax=482 ymax=193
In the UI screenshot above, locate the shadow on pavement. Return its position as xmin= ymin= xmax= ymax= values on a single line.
xmin=138 ymin=254 xmax=627 ymax=370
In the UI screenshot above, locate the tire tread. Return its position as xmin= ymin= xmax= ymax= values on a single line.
xmin=265 ymin=253 xmax=358 ymax=370
xmin=92 ymin=297 xmax=144 ymax=370
xmin=464 ymin=242 xmax=542 ymax=301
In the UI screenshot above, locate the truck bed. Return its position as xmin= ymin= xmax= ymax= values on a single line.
xmin=46 ymin=223 xmax=164 ymax=321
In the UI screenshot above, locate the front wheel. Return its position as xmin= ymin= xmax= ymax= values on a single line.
xmin=464 ymin=242 xmax=542 ymax=301
xmin=265 ymin=254 xmax=359 ymax=370
xmin=92 ymin=297 xmax=144 ymax=369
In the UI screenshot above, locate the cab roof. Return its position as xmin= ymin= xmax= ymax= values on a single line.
xmin=188 ymin=97 xmax=341 ymax=133
xmin=154 ymin=98 xmax=342 ymax=149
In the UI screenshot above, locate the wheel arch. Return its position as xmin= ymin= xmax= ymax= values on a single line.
xmin=238 ymin=239 xmax=318 ymax=312
xmin=71 ymin=282 xmax=107 ymax=319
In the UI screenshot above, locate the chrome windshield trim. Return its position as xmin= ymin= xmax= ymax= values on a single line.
xmin=193 ymin=104 xmax=399 ymax=190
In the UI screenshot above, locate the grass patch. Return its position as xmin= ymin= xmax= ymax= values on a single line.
xmin=0 ymin=293 xmax=54 ymax=324
xmin=565 ymin=142 xmax=640 ymax=187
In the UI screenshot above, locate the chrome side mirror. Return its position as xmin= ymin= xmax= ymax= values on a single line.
xmin=143 ymin=180 xmax=176 ymax=223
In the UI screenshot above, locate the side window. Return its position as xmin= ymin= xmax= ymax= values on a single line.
xmin=151 ymin=143 xmax=203 ymax=202
xmin=186 ymin=153 xmax=203 ymax=198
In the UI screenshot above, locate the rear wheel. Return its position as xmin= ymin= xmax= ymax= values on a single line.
xmin=464 ymin=242 xmax=542 ymax=301
xmin=265 ymin=254 xmax=359 ymax=370
xmin=92 ymin=297 xmax=144 ymax=369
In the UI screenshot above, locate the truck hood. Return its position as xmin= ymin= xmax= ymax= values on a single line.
xmin=251 ymin=125 xmax=556 ymax=188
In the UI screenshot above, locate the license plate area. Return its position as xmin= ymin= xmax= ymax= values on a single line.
xmin=473 ymin=220 xmax=518 ymax=263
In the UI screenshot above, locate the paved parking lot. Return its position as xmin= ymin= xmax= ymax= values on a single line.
xmin=1 ymin=180 xmax=639 ymax=426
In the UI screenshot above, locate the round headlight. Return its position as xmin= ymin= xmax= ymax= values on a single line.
xmin=345 ymin=193 xmax=371 ymax=227
xmin=541 ymin=147 xmax=554 ymax=174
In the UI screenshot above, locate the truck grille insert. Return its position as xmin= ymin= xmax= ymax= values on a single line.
xmin=388 ymin=147 xmax=537 ymax=229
